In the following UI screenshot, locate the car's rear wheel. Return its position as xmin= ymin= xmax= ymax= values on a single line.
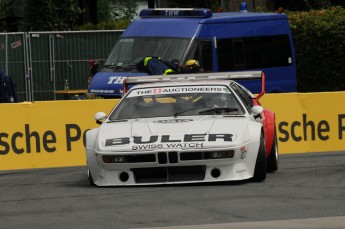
xmin=87 ymin=169 xmax=95 ymax=186
xmin=267 ymin=134 xmax=279 ymax=172
xmin=253 ymin=134 xmax=267 ymax=182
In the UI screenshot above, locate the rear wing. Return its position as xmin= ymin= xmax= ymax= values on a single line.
xmin=123 ymin=71 xmax=266 ymax=99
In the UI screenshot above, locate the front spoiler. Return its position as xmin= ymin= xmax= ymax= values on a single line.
xmin=86 ymin=140 xmax=260 ymax=186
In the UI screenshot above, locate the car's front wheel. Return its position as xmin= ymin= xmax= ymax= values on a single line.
xmin=267 ymin=134 xmax=279 ymax=172
xmin=87 ymin=169 xmax=95 ymax=186
xmin=253 ymin=134 xmax=267 ymax=182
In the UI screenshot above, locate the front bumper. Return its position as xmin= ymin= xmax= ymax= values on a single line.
xmin=86 ymin=141 xmax=259 ymax=186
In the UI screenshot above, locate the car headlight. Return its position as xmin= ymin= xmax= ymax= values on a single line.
xmin=103 ymin=155 xmax=126 ymax=163
xmin=209 ymin=150 xmax=234 ymax=159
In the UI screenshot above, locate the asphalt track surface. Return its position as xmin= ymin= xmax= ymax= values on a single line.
xmin=1 ymin=152 xmax=345 ymax=229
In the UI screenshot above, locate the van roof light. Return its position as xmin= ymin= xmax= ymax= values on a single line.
xmin=139 ymin=8 xmax=212 ymax=18
xmin=240 ymin=2 xmax=248 ymax=12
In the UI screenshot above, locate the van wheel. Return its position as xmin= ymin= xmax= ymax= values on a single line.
xmin=267 ymin=135 xmax=279 ymax=172
xmin=88 ymin=169 xmax=95 ymax=186
xmin=253 ymin=134 xmax=267 ymax=182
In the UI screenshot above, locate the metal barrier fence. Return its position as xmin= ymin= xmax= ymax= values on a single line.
xmin=0 ymin=30 xmax=123 ymax=101
xmin=0 ymin=32 xmax=27 ymax=101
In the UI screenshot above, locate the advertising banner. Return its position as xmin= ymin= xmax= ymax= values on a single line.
xmin=0 ymin=92 xmax=344 ymax=170
xmin=261 ymin=92 xmax=344 ymax=154
xmin=0 ymin=100 xmax=117 ymax=170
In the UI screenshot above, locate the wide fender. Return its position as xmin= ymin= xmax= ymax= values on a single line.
xmin=247 ymin=121 xmax=263 ymax=142
xmin=86 ymin=128 xmax=99 ymax=148
xmin=263 ymin=109 xmax=275 ymax=126
xmin=85 ymin=128 xmax=101 ymax=184
xmin=263 ymin=109 xmax=276 ymax=155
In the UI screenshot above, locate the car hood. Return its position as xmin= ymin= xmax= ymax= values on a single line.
xmin=97 ymin=116 xmax=258 ymax=152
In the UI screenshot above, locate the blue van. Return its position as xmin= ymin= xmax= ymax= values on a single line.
xmin=89 ymin=8 xmax=296 ymax=97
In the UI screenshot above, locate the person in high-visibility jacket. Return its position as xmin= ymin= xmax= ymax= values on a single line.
xmin=137 ymin=56 xmax=175 ymax=75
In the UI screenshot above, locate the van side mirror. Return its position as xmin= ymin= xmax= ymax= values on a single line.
xmin=89 ymin=59 xmax=100 ymax=76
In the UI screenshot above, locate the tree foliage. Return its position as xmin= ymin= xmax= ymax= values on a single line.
xmin=110 ymin=0 xmax=138 ymax=20
xmin=77 ymin=19 xmax=131 ymax=31
xmin=80 ymin=0 xmax=137 ymax=30
xmin=97 ymin=0 xmax=113 ymax=22
xmin=174 ymin=0 xmax=220 ymax=12
xmin=23 ymin=0 xmax=82 ymax=31
xmin=288 ymin=7 xmax=345 ymax=92
xmin=0 ymin=0 xmax=12 ymax=18
xmin=285 ymin=0 xmax=332 ymax=11
xmin=0 ymin=1 xmax=10 ymax=31
xmin=0 ymin=0 xmax=23 ymax=31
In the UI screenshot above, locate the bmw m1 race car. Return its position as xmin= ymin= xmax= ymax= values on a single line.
xmin=85 ymin=71 xmax=278 ymax=186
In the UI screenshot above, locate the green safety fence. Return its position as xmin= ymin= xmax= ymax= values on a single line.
xmin=0 ymin=33 xmax=27 ymax=101
xmin=0 ymin=30 xmax=123 ymax=102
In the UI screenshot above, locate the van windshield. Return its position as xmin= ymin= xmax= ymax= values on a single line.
xmin=104 ymin=37 xmax=191 ymax=67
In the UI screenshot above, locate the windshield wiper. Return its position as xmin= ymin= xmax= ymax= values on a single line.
xmin=173 ymin=107 xmax=199 ymax=117
xmin=107 ymin=119 xmax=128 ymax=123
xmin=103 ymin=64 xmax=130 ymax=71
xmin=199 ymin=107 xmax=239 ymax=115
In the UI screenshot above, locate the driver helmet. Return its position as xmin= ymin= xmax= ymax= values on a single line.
xmin=181 ymin=59 xmax=200 ymax=73
xmin=210 ymin=94 xmax=228 ymax=108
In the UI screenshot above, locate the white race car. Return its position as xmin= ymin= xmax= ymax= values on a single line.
xmin=85 ymin=71 xmax=278 ymax=186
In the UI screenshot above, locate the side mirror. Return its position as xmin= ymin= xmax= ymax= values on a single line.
xmin=94 ymin=112 xmax=107 ymax=125
xmin=89 ymin=59 xmax=100 ymax=76
xmin=251 ymin=105 xmax=264 ymax=118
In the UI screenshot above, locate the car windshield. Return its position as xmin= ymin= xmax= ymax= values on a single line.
xmin=109 ymin=85 xmax=245 ymax=120
xmin=104 ymin=37 xmax=191 ymax=67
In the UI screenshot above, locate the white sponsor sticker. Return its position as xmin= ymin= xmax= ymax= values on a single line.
xmin=127 ymin=86 xmax=231 ymax=98
xmin=107 ymin=76 xmax=126 ymax=85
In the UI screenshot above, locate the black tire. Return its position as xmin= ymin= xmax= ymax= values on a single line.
xmin=267 ymin=134 xmax=279 ymax=172
xmin=88 ymin=169 xmax=96 ymax=186
xmin=253 ymin=134 xmax=267 ymax=182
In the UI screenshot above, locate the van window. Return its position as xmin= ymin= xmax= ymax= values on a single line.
xmin=217 ymin=35 xmax=292 ymax=71
xmin=184 ymin=39 xmax=213 ymax=72
xmin=232 ymin=39 xmax=246 ymax=68
xmin=198 ymin=40 xmax=213 ymax=72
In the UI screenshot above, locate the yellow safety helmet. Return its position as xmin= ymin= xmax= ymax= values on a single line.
xmin=185 ymin=59 xmax=199 ymax=67
xmin=183 ymin=59 xmax=200 ymax=73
